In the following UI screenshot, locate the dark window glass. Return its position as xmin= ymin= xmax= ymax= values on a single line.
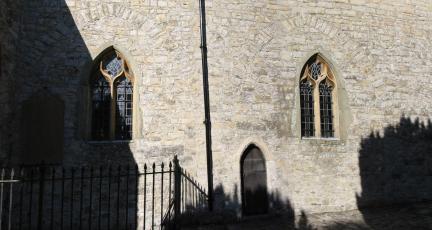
xmin=319 ymin=80 xmax=334 ymax=138
xmin=300 ymin=80 xmax=314 ymax=137
xmin=115 ymin=76 xmax=133 ymax=140
xmin=91 ymin=74 xmax=111 ymax=140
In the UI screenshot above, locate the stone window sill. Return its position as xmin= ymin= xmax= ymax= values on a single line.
xmin=87 ymin=140 xmax=133 ymax=144
xmin=300 ymin=137 xmax=343 ymax=146
xmin=301 ymin=137 xmax=340 ymax=141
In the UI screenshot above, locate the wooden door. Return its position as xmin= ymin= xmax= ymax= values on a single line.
xmin=241 ymin=146 xmax=268 ymax=215
xmin=21 ymin=91 xmax=64 ymax=163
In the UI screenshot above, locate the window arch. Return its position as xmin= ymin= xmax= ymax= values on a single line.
xmin=91 ymin=49 xmax=134 ymax=140
xmin=300 ymin=54 xmax=337 ymax=138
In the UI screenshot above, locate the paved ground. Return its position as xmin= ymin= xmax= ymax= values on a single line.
xmin=183 ymin=203 xmax=432 ymax=230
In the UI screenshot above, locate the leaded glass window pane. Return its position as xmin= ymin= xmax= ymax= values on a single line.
xmin=309 ymin=62 xmax=321 ymax=80
xmin=319 ymin=80 xmax=334 ymax=138
xmin=102 ymin=52 xmax=123 ymax=79
xmin=91 ymin=74 xmax=111 ymax=140
xmin=115 ymin=77 xmax=133 ymax=140
xmin=300 ymin=80 xmax=314 ymax=137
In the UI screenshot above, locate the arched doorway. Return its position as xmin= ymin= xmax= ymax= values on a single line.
xmin=241 ymin=145 xmax=268 ymax=215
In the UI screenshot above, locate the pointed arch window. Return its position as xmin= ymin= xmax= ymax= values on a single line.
xmin=300 ymin=54 xmax=337 ymax=138
xmin=91 ymin=49 xmax=134 ymax=140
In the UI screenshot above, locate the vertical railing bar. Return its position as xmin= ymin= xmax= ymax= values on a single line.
xmin=36 ymin=165 xmax=45 ymax=230
xmin=195 ymin=180 xmax=198 ymax=209
xmin=79 ymin=167 xmax=84 ymax=230
xmin=187 ymin=173 xmax=190 ymax=211
xmin=186 ymin=172 xmax=188 ymax=211
xmin=107 ymin=165 xmax=112 ymax=230
xmin=116 ymin=166 xmax=121 ymax=230
xmin=151 ymin=163 xmax=155 ymax=230
xmin=168 ymin=162 xmax=172 ymax=205
xmin=160 ymin=163 xmax=164 ymax=230
xmin=179 ymin=168 xmax=182 ymax=214
xmin=188 ymin=175 xmax=191 ymax=206
xmin=189 ymin=176 xmax=191 ymax=210
xmin=184 ymin=173 xmax=187 ymax=212
xmin=7 ymin=169 xmax=15 ymax=230
xmin=199 ymin=186 xmax=202 ymax=209
xmin=168 ymin=162 xmax=172 ymax=225
xmin=191 ymin=178 xmax=196 ymax=210
xmin=60 ymin=168 xmax=65 ymax=230
xmin=125 ymin=165 xmax=129 ymax=230
xmin=88 ymin=166 xmax=93 ymax=230
xmin=134 ymin=164 xmax=138 ymax=230
xmin=202 ymin=186 xmax=205 ymax=208
xmin=143 ymin=164 xmax=147 ymax=230
xmin=168 ymin=164 xmax=171 ymax=224
xmin=201 ymin=185 xmax=204 ymax=208
xmin=192 ymin=179 xmax=195 ymax=210
xmin=173 ymin=156 xmax=181 ymax=230
xmin=50 ymin=167 xmax=55 ymax=230
xmin=98 ymin=166 xmax=102 ymax=230
xmin=28 ymin=168 xmax=34 ymax=230
xmin=60 ymin=167 xmax=66 ymax=230
xmin=189 ymin=178 xmax=194 ymax=211
xmin=18 ymin=168 xmax=24 ymax=230
xmin=198 ymin=185 xmax=201 ymax=208
xmin=192 ymin=177 xmax=195 ymax=209
xmin=197 ymin=181 xmax=200 ymax=209
xmin=70 ymin=168 xmax=75 ymax=230
xmin=182 ymin=169 xmax=185 ymax=212
xmin=0 ymin=168 xmax=5 ymax=230
xmin=184 ymin=170 xmax=187 ymax=212
xmin=185 ymin=170 xmax=190 ymax=211
xmin=180 ymin=169 xmax=182 ymax=213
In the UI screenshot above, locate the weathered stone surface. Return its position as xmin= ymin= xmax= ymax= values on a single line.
xmin=0 ymin=0 xmax=431 ymax=222
xmin=182 ymin=203 xmax=432 ymax=230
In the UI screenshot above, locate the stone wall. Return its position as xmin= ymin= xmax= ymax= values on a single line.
xmin=0 ymin=0 xmax=431 ymax=216
xmin=4 ymin=0 xmax=207 ymax=171
xmin=0 ymin=0 xmax=19 ymax=162
xmin=204 ymin=0 xmax=432 ymax=214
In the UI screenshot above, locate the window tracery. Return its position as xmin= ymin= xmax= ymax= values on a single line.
xmin=300 ymin=54 xmax=336 ymax=138
xmin=91 ymin=49 xmax=134 ymax=140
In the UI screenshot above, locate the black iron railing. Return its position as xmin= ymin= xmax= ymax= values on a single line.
xmin=0 ymin=156 xmax=207 ymax=230
xmin=161 ymin=157 xmax=208 ymax=230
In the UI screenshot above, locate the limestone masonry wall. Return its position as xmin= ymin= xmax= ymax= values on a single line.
xmin=0 ymin=0 xmax=431 ymax=215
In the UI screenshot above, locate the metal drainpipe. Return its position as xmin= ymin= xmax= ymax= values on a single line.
xmin=198 ymin=0 xmax=213 ymax=211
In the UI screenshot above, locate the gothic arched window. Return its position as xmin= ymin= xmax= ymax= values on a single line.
xmin=91 ymin=49 xmax=134 ymax=140
xmin=300 ymin=54 xmax=337 ymax=138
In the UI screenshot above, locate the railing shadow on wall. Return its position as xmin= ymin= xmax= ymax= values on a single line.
xmin=175 ymin=184 xmax=317 ymax=230
xmin=0 ymin=156 xmax=207 ymax=230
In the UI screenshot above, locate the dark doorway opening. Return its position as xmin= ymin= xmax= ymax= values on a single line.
xmin=241 ymin=145 xmax=269 ymax=216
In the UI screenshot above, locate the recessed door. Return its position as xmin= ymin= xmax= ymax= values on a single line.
xmin=241 ymin=146 xmax=268 ymax=215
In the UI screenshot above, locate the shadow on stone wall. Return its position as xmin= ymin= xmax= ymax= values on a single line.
xmin=179 ymin=116 xmax=432 ymax=230
xmin=5 ymin=0 xmax=139 ymax=166
xmin=0 ymin=1 xmax=141 ymax=229
xmin=324 ymin=116 xmax=432 ymax=229
xmin=5 ymin=0 xmax=90 ymax=164
xmin=0 ymin=0 xmax=19 ymax=161
xmin=179 ymin=184 xmax=316 ymax=230
xmin=356 ymin=116 xmax=432 ymax=228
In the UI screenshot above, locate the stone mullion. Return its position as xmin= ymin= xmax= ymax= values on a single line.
xmin=331 ymin=83 xmax=339 ymax=138
xmin=109 ymin=80 xmax=116 ymax=140
xmin=313 ymin=81 xmax=321 ymax=137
